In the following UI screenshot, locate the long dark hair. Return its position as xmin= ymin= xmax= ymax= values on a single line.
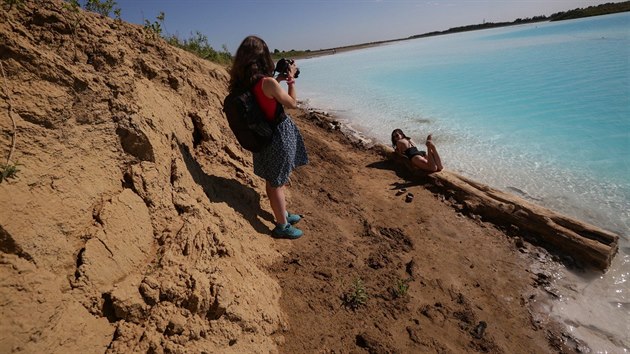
xmin=228 ymin=35 xmax=275 ymax=93
xmin=391 ymin=128 xmax=408 ymax=148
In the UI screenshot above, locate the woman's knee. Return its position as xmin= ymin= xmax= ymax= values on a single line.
xmin=267 ymin=182 xmax=285 ymax=193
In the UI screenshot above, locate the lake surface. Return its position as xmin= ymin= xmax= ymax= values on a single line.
xmin=298 ymin=12 xmax=629 ymax=352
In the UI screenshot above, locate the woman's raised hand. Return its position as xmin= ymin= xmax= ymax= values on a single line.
xmin=287 ymin=61 xmax=298 ymax=79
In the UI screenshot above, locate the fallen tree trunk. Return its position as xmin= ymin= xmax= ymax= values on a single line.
xmin=383 ymin=147 xmax=619 ymax=271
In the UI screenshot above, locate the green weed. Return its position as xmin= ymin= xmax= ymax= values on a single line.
xmin=342 ymin=278 xmax=368 ymax=310
xmin=165 ymin=31 xmax=232 ymax=65
xmin=144 ymin=11 xmax=165 ymax=39
xmin=391 ymin=278 xmax=410 ymax=299
xmin=0 ymin=162 xmax=20 ymax=183
xmin=84 ymin=0 xmax=118 ymax=17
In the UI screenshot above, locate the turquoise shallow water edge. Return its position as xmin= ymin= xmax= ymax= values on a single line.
xmin=298 ymin=12 xmax=629 ymax=352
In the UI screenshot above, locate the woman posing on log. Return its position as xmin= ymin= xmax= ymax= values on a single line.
xmin=391 ymin=128 xmax=443 ymax=173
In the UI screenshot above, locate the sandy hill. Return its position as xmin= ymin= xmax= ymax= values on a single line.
xmin=1 ymin=1 xmax=288 ymax=352
xmin=1 ymin=1 xmax=614 ymax=353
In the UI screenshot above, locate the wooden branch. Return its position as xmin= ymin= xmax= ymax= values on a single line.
xmin=383 ymin=146 xmax=619 ymax=271
xmin=0 ymin=61 xmax=17 ymax=167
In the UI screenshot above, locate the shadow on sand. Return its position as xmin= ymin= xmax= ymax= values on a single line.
xmin=178 ymin=142 xmax=275 ymax=235
xmin=365 ymin=159 xmax=430 ymax=191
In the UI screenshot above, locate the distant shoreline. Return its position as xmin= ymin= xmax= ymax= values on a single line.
xmin=279 ymin=1 xmax=630 ymax=60
xmin=289 ymin=41 xmax=395 ymax=60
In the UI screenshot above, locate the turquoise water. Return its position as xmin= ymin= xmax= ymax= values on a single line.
xmin=300 ymin=13 xmax=629 ymax=237
xmin=298 ymin=13 xmax=629 ymax=352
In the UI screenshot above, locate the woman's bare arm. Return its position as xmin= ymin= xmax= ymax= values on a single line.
xmin=261 ymin=75 xmax=297 ymax=109
xmin=396 ymin=139 xmax=410 ymax=154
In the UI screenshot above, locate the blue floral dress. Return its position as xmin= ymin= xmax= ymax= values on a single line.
xmin=253 ymin=116 xmax=308 ymax=187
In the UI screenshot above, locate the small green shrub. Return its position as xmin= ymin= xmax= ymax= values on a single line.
xmin=144 ymin=11 xmax=165 ymax=39
xmin=342 ymin=278 xmax=368 ymax=309
xmin=0 ymin=162 xmax=20 ymax=183
xmin=391 ymin=278 xmax=410 ymax=299
xmin=166 ymin=31 xmax=232 ymax=65
xmin=84 ymin=0 xmax=118 ymax=17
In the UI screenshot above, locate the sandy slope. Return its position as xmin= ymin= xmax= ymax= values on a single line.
xmin=269 ymin=109 xmax=589 ymax=353
xmin=0 ymin=1 xmax=586 ymax=353
xmin=1 ymin=2 xmax=285 ymax=352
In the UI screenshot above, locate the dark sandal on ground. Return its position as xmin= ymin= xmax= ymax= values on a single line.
xmin=272 ymin=223 xmax=303 ymax=239
xmin=405 ymin=193 xmax=414 ymax=203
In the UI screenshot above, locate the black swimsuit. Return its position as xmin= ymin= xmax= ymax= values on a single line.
xmin=404 ymin=146 xmax=426 ymax=159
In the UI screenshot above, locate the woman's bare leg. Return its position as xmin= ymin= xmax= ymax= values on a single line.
xmin=411 ymin=154 xmax=439 ymax=172
xmin=266 ymin=181 xmax=287 ymax=224
xmin=426 ymin=134 xmax=443 ymax=172
xmin=411 ymin=155 xmax=431 ymax=171
xmin=408 ymin=134 xmax=438 ymax=172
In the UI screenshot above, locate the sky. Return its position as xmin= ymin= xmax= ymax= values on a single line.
xmin=113 ymin=0 xmax=625 ymax=54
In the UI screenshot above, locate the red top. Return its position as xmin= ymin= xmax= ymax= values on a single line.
xmin=252 ymin=78 xmax=277 ymax=122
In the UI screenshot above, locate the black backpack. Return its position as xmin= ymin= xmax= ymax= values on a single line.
xmin=223 ymin=81 xmax=286 ymax=153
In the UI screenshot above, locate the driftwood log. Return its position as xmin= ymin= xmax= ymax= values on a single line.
xmin=383 ymin=146 xmax=619 ymax=271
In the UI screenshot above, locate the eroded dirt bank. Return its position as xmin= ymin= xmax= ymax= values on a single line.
xmin=1 ymin=1 xmax=287 ymax=352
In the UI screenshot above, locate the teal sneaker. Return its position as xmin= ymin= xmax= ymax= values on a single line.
xmin=286 ymin=212 xmax=302 ymax=225
xmin=272 ymin=223 xmax=303 ymax=239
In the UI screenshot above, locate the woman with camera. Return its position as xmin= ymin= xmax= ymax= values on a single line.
xmin=228 ymin=35 xmax=308 ymax=239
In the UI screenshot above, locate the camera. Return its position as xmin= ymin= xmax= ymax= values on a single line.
xmin=275 ymin=58 xmax=300 ymax=79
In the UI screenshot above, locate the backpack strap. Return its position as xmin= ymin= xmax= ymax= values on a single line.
xmin=273 ymin=98 xmax=287 ymax=126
